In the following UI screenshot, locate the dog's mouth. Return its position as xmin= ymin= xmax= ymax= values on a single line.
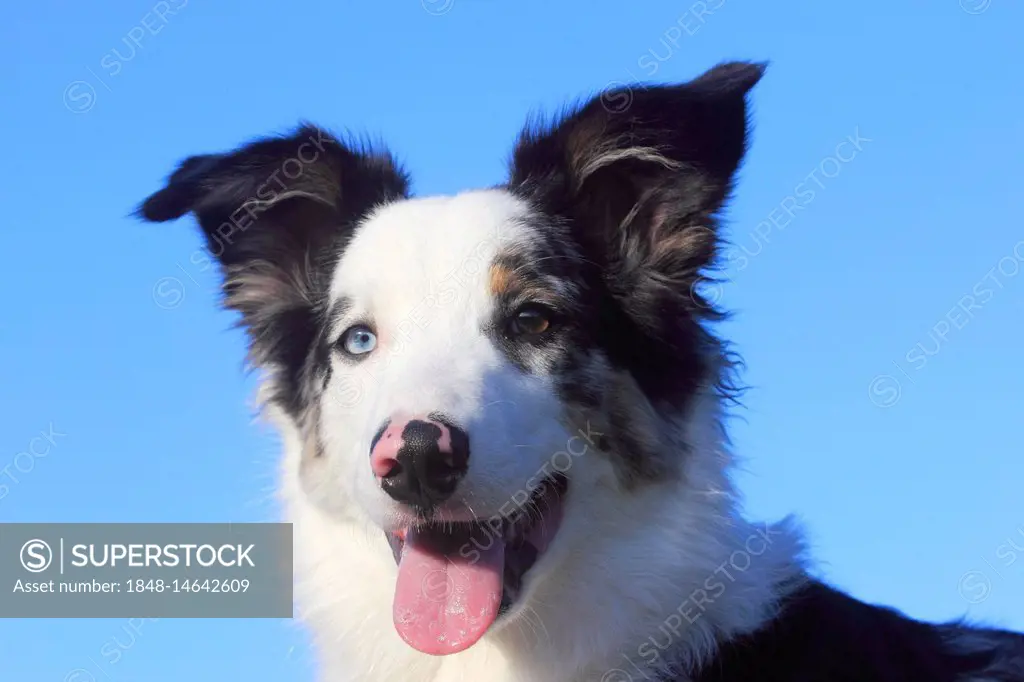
xmin=384 ymin=474 xmax=568 ymax=655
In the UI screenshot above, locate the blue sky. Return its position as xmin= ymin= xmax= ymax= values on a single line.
xmin=2 ymin=0 xmax=1023 ymax=679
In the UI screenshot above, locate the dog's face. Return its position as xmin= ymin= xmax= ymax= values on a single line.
xmin=138 ymin=61 xmax=761 ymax=655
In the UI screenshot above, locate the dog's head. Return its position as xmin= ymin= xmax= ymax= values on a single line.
xmin=138 ymin=61 xmax=762 ymax=655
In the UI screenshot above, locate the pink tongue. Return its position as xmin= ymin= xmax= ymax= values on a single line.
xmin=393 ymin=525 xmax=505 ymax=655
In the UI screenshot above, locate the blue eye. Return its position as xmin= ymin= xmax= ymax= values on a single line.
xmin=340 ymin=325 xmax=377 ymax=356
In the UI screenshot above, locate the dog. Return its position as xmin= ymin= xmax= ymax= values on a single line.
xmin=137 ymin=61 xmax=1024 ymax=681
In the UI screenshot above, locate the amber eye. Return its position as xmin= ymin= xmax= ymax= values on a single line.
xmin=507 ymin=305 xmax=553 ymax=339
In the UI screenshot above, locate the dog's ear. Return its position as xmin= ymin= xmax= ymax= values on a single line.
xmin=137 ymin=124 xmax=408 ymax=411
xmin=510 ymin=61 xmax=765 ymax=319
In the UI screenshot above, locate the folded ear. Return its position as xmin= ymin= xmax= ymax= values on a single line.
xmin=509 ymin=61 xmax=765 ymax=319
xmin=137 ymin=124 xmax=409 ymax=414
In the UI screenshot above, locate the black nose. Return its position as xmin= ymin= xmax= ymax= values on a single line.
xmin=370 ymin=414 xmax=470 ymax=512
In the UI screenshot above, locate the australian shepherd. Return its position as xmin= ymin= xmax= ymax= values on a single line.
xmin=137 ymin=61 xmax=1024 ymax=681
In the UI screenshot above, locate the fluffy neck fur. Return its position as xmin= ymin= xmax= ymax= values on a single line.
xmin=265 ymin=379 xmax=805 ymax=682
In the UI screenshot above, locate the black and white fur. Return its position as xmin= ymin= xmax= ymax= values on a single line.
xmin=137 ymin=61 xmax=1024 ymax=681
